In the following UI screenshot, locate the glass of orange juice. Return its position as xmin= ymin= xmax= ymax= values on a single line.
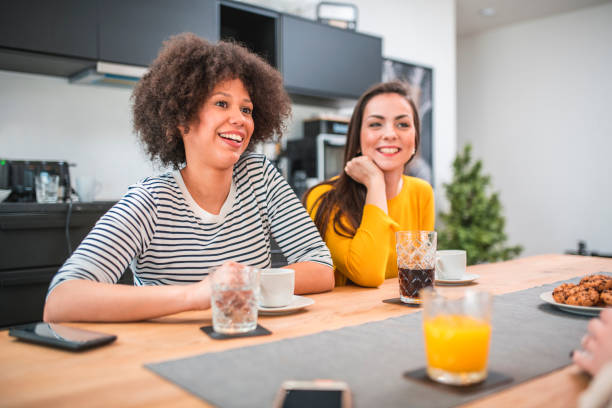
xmin=421 ymin=289 xmax=492 ymax=385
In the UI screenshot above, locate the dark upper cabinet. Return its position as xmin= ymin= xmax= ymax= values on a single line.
xmin=0 ymin=0 xmax=383 ymax=100
xmin=0 ymin=0 xmax=97 ymax=59
xmin=220 ymin=1 xmax=278 ymax=69
xmin=99 ymin=0 xmax=218 ymax=67
xmin=280 ymin=15 xmax=382 ymax=99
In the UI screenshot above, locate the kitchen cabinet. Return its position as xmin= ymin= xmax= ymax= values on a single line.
xmin=99 ymin=0 xmax=218 ymax=67
xmin=0 ymin=202 xmax=132 ymax=327
xmin=280 ymin=15 xmax=382 ymax=99
xmin=220 ymin=1 xmax=278 ymax=68
xmin=0 ymin=0 xmax=383 ymax=101
xmin=0 ymin=0 xmax=97 ymax=59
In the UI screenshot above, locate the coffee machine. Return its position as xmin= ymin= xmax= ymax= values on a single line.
xmin=0 ymin=159 xmax=72 ymax=202
xmin=285 ymin=117 xmax=349 ymax=196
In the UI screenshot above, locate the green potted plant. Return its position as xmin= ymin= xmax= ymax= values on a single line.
xmin=437 ymin=144 xmax=522 ymax=265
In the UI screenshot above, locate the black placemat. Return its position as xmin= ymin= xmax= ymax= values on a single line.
xmin=382 ymin=297 xmax=422 ymax=307
xmin=200 ymin=324 xmax=271 ymax=340
xmin=403 ymin=367 xmax=513 ymax=394
xmin=147 ymin=277 xmax=596 ymax=408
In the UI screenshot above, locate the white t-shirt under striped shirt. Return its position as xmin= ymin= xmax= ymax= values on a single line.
xmin=48 ymin=154 xmax=332 ymax=293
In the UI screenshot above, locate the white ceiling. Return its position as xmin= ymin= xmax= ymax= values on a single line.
xmin=457 ymin=0 xmax=612 ymax=36
xmin=245 ymin=0 xmax=612 ymax=39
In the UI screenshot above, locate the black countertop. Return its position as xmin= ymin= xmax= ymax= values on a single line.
xmin=0 ymin=201 xmax=116 ymax=214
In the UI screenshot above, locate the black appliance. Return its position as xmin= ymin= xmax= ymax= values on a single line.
xmin=285 ymin=117 xmax=348 ymax=189
xmin=0 ymin=159 xmax=72 ymax=203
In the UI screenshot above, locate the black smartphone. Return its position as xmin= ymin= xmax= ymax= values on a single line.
xmin=9 ymin=322 xmax=117 ymax=351
xmin=273 ymin=380 xmax=352 ymax=408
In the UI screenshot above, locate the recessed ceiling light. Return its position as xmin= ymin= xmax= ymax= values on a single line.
xmin=479 ymin=7 xmax=496 ymax=17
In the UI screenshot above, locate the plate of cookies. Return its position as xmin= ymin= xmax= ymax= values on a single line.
xmin=540 ymin=274 xmax=612 ymax=316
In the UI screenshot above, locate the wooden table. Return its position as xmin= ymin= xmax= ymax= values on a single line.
xmin=1 ymin=254 xmax=610 ymax=407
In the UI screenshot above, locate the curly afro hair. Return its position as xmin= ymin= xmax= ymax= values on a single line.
xmin=132 ymin=33 xmax=291 ymax=168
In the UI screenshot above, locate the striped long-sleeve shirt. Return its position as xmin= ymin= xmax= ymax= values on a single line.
xmin=48 ymin=154 xmax=332 ymax=293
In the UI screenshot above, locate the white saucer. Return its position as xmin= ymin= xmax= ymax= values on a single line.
xmin=435 ymin=273 xmax=479 ymax=285
xmin=258 ymin=295 xmax=314 ymax=316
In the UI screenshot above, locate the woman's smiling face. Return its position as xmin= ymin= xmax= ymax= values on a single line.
xmin=359 ymin=92 xmax=416 ymax=175
xmin=182 ymin=78 xmax=254 ymax=171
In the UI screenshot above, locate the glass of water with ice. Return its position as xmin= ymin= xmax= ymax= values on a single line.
xmin=35 ymin=172 xmax=60 ymax=203
xmin=210 ymin=263 xmax=260 ymax=334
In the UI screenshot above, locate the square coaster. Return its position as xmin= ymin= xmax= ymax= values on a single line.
xmin=403 ymin=367 xmax=513 ymax=394
xmin=200 ymin=324 xmax=272 ymax=340
xmin=383 ymin=298 xmax=422 ymax=308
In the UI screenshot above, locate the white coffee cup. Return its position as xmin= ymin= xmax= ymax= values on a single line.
xmin=75 ymin=176 xmax=101 ymax=202
xmin=435 ymin=250 xmax=467 ymax=280
xmin=259 ymin=268 xmax=295 ymax=308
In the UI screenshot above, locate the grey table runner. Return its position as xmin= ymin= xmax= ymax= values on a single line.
xmin=146 ymin=278 xmax=600 ymax=408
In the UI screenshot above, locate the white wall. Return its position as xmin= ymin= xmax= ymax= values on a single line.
xmin=457 ymin=2 xmax=612 ymax=256
xmin=0 ymin=70 xmax=156 ymax=199
xmin=0 ymin=0 xmax=456 ymax=204
xmin=351 ymin=0 xmax=457 ymax=200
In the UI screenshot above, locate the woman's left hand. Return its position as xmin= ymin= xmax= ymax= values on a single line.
xmin=344 ymin=155 xmax=384 ymax=190
xmin=344 ymin=155 xmax=388 ymax=214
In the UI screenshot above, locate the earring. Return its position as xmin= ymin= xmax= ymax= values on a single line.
xmin=177 ymin=125 xmax=189 ymax=138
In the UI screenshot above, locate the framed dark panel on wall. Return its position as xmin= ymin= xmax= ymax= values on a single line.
xmin=382 ymin=58 xmax=434 ymax=185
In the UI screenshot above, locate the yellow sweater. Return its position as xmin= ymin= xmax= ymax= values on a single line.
xmin=305 ymin=176 xmax=435 ymax=287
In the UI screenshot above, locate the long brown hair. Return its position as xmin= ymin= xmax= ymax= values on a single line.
xmin=302 ymin=81 xmax=420 ymax=239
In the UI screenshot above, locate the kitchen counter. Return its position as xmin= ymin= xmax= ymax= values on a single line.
xmin=0 ymin=201 xmax=116 ymax=269
xmin=0 ymin=200 xmax=116 ymax=212
xmin=0 ymin=201 xmax=118 ymax=327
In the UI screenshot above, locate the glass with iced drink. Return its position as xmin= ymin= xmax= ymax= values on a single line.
xmin=210 ymin=263 xmax=260 ymax=334
xmin=395 ymin=231 xmax=437 ymax=304
xmin=422 ymin=289 xmax=493 ymax=385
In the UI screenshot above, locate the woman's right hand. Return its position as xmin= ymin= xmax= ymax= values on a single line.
xmin=344 ymin=155 xmax=384 ymax=189
xmin=186 ymin=261 xmax=247 ymax=311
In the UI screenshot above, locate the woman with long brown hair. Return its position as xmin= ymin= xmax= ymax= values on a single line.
xmin=303 ymin=81 xmax=434 ymax=287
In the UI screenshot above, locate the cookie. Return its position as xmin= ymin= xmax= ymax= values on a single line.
xmin=581 ymin=279 xmax=607 ymax=292
xmin=552 ymin=283 xmax=576 ymax=303
xmin=601 ymin=290 xmax=612 ymax=306
xmin=565 ymin=287 xmax=600 ymax=307
xmin=580 ymin=274 xmax=607 ymax=283
xmin=580 ymin=275 xmax=612 ymax=291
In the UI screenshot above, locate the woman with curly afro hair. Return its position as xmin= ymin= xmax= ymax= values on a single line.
xmin=44 ymin=33 xmax=334 ymax=323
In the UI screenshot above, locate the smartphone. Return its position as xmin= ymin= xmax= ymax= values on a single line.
xmin=273 ymin=380 xmax=351 ymax=408
xmin=9 ymin=322 xmax=117 ymax=351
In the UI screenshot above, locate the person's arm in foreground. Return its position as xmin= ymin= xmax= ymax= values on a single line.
xmin=573 ymin=308 xmax=612 ymax=375
xmin=44 ymin=279 xmax=210 ymax=322
xmin=573 ymin=308 xmax=612 ymax=408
